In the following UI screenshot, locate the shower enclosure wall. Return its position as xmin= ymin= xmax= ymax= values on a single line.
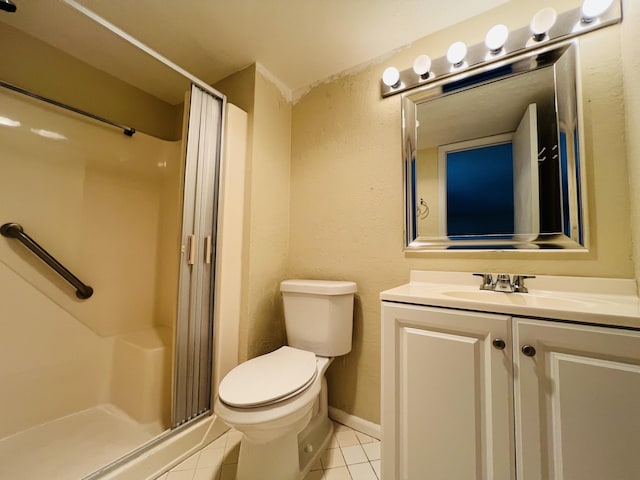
xmin=0 ymin=3 xmax=227 ymax=478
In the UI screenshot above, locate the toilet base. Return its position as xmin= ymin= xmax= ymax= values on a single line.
xmin=298 ymin=414 xmax=333 ymax=478
xmin=236 ymin=428 xmax=300 ymax=480
xmin=235 ymin=415 xmax=333 ymax=480
xmin=235 ymin=376 xmax=333 ymax=480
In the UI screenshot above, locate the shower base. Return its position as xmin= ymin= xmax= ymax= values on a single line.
xmin=0 ymin=404 xmax=166 ymax=479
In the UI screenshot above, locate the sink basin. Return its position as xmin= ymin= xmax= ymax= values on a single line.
xmin=441 ymin=290 xmax=597 ymax=310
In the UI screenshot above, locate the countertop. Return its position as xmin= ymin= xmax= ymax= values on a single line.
xmin=380 ymin=271 xmax=640 ymax=329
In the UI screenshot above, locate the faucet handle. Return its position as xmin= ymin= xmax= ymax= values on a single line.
xmin=512 ymin=275 xmax=536 ymax=293
xmin=472 ymin=273 xmax=494 ymax=290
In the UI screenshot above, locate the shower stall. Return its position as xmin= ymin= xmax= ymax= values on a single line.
xmin=0 ymin=2 xmax=228 ymax=478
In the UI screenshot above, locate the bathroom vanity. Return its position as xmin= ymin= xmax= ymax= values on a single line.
xmin=380 ymin=271 xmax=640 ymax=480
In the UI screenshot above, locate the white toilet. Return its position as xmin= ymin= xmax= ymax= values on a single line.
xmin=214 ymin=279 xmax=357 ymax=480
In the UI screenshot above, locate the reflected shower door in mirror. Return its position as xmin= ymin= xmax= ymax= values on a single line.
xmin=403 ymin=42 xmax=586 ymax=250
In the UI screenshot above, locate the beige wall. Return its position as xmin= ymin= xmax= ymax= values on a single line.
xmin=213 ymin=104 xmax=249 ymax=393
xmin=211 ymin=0 xmax=635 ymax=425
xmin=216 ymin=67 xmax=257 ymax=362
xmin=0 ymin=88 xmax=183 ymax=337
xmin=0 ymin=261 xmax=113 ymax=437
xmin=621 ymin=0 xmax=640 ymax=287
xmin=215 ymin=67 xmax=293 ymax=362
xmin=0 ymin=87 xmax=179 ymax=435
xmin=290 ymin=2 xmax=632 ymax=423
xmin=0 ymin=23 xmax=183 ymax=141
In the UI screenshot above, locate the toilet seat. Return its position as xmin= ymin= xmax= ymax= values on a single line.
xmin=219 ymin=346 xmax=318 ymax=408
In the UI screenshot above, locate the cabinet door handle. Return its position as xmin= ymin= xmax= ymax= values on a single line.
xmin=492 ymin=338 xmax=506 ymax=350
xmin=521 ymin=344 xmax=537 ymax=357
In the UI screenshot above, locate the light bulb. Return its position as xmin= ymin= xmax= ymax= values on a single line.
xmin=530 ymin=7 xmax=557 ymax=41
xmin=382 ymin=67 xmax=401 ymax=88
xmin=447 ymin=41 xmax=467 ymax=67
xmin=485 ymin=24 xmax=509 ymax=53
xmin=413 ymin=55 xmax=432 ymax=79
xmin=582 ymin=0 xmax=614 ymax=22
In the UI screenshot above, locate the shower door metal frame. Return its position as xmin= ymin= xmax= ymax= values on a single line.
xmin=173 ymin=85 xmax=224 ymax=427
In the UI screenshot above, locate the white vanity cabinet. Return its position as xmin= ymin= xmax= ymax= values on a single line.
xmin=514 ymin=318 xmax=640 ymax=480
xmin=381 ymin=301 xmax=640 ymax=480
xmin=381 ymin=302 xmax=515 ymax=480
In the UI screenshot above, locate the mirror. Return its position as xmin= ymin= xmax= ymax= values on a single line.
xmin=403 ymin=42 xmax=586 ymax=250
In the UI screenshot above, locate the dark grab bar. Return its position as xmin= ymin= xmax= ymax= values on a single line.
xmin=1 ymin=222 xmax=93 ymax=299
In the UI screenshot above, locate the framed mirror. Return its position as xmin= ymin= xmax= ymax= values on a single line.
xmin=403 ymin=42 xmax=586 ymax=250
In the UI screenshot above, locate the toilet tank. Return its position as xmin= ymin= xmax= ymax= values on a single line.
xmin=280 ymin=279 xmax=357 ymax=357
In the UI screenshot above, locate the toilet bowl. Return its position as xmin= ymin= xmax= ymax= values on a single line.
xmin=214 ymin=279 xmax=356 ymax=480
xmin=214 ymin=350 xmax=333 ymax=479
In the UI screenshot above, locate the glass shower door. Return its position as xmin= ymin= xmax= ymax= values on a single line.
xmin=173 ymin=85 xmax=222 ymax=428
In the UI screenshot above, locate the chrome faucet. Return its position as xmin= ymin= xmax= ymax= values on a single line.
xmin=493 ymin=274 xmax=513 ymax=292
xmin=472 ymin=273 xmax=536 ymax=293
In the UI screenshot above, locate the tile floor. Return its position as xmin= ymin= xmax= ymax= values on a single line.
xmin=156 ymin=421 xmax=381 ymax=480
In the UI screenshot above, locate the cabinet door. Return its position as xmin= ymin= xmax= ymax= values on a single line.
xmin=381 ymin=303 xmax=514 ymax=480
xmin=514 ymin=318 xmax=640 ymax=480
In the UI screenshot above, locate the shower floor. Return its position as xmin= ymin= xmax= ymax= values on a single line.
xmin=0 ymin=404 xmax=167 ymax=479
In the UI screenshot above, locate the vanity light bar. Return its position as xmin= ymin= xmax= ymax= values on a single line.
xmin=380 ymin=0 xmax=622 ymax=98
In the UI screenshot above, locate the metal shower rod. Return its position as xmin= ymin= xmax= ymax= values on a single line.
xmin=0 ymin=80 xmax=135 ymax=136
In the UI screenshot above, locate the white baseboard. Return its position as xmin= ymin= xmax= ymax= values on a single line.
xmin=328 ymin=406 xmax=381 ymax=440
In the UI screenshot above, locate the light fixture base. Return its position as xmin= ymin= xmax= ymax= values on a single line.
xmin=380 ymin=0 xmax=621 ymax=98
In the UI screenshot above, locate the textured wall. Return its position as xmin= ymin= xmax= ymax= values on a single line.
xmin=621 ymin=0 xmax=640 ymax=291
xmin=213 ymin=104 xmax=249 ymax=392
xmin=215 ymin=67 xmax=292 ymax=362
xmin=215 ymin=66 xmax=257 ymax=362
xmin=290 ymin=1 xmax=632 ymax=423
xmin=244 ymin=72 xmax=293 ymax=359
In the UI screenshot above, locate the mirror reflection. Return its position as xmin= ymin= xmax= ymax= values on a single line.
xmin=404 ymin=43 xmax=585 ymax=250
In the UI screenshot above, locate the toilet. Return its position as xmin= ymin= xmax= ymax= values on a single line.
xmin=214 ymin=279 xmax=357 ymax=480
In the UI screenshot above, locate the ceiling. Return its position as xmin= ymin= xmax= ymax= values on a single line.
xmin=2 ymin=0 xmax=510 ymax=102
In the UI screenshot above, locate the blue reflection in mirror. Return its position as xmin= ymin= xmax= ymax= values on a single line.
xmin=446 ymin=143 xmax=514 ymax=236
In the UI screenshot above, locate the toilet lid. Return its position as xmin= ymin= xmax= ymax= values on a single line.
xmin=218 ymin=346 xmax=318 ymax=408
